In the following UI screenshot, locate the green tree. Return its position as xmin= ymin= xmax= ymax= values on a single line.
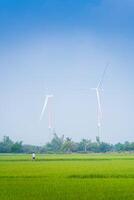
xmin=62 ymin=137 xmax=75 ymax=153
xmin=51 ymin=133 xmax=64 ymax=152
xmin=11 ymin=141 xmax=23 ymax=153
xmin=43 ymin=133 xmax=64 ymax=153
xmin=114 ymin=143 xmax=125 ymax=152
xmin=79 ymin=139 xmax=90 ymax=152
xmin=0 ymin=136 xmax=13 ymax=152
xmin=99 ymin=142 xmax=113 ymax=153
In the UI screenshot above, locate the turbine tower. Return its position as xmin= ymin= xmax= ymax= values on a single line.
xmin=40 ymin=94 xmax=54 ymax=134
xmin=92 ymin=64 xmax=109 ymax=138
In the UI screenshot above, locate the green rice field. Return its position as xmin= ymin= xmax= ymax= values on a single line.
xmin=0 ymin=153 xmax=134 ymax=200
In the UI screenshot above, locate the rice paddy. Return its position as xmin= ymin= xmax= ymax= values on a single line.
xmin=0 ymin=153 xmax=134 ymax=200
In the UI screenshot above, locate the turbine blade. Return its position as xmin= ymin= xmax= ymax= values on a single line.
xmin=40 ymin=96 xmax=49 ymax=121
xmin=97 ymin=63 xmax=109 ymax=89
xmin=91 ymin=88 xmax=96 ymax=90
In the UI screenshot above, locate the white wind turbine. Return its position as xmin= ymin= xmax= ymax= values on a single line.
xmin=92 ymin=64 xmax=109 ymax=138
xmin=40 ymin=94 xmax=54 ymax=133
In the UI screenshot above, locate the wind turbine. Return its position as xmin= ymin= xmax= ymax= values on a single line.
xmin=92 ymin=64 xmax=109 ymax=138
xmin=40 ymin=94 xmax=54 ymax=134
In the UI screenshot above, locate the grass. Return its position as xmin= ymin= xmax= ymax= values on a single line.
xmin=0 ymin=153 xmax=134 ymax=200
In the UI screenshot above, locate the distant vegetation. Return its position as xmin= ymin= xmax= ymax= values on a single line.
xmin=0 ymin=134 xmax=134 ymax=153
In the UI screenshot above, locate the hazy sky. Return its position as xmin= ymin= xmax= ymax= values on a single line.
xmin=0 ymin=0 xmax=134 ymax=145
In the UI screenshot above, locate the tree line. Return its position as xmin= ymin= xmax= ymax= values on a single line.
xmin=0 ymin=135 xmax=134 ymax=153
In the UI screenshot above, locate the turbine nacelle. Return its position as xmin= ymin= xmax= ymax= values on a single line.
xmin=91 ymin=87 xmax=104 ymax=92
xmin=97 ymin=122 xmax=101 ymax=127
xmin=46 ymin=94 xmax=54 ymax=98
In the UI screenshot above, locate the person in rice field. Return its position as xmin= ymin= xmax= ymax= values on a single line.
xmin=32 ymin=152 xmax=36 ymax=160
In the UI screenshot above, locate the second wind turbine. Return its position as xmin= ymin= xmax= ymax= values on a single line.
xmin=92 ymin=64 xmax=109 ymax=138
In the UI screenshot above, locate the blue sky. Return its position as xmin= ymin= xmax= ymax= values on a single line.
xmin=0 ymin=0 xmax=134 ymax=144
